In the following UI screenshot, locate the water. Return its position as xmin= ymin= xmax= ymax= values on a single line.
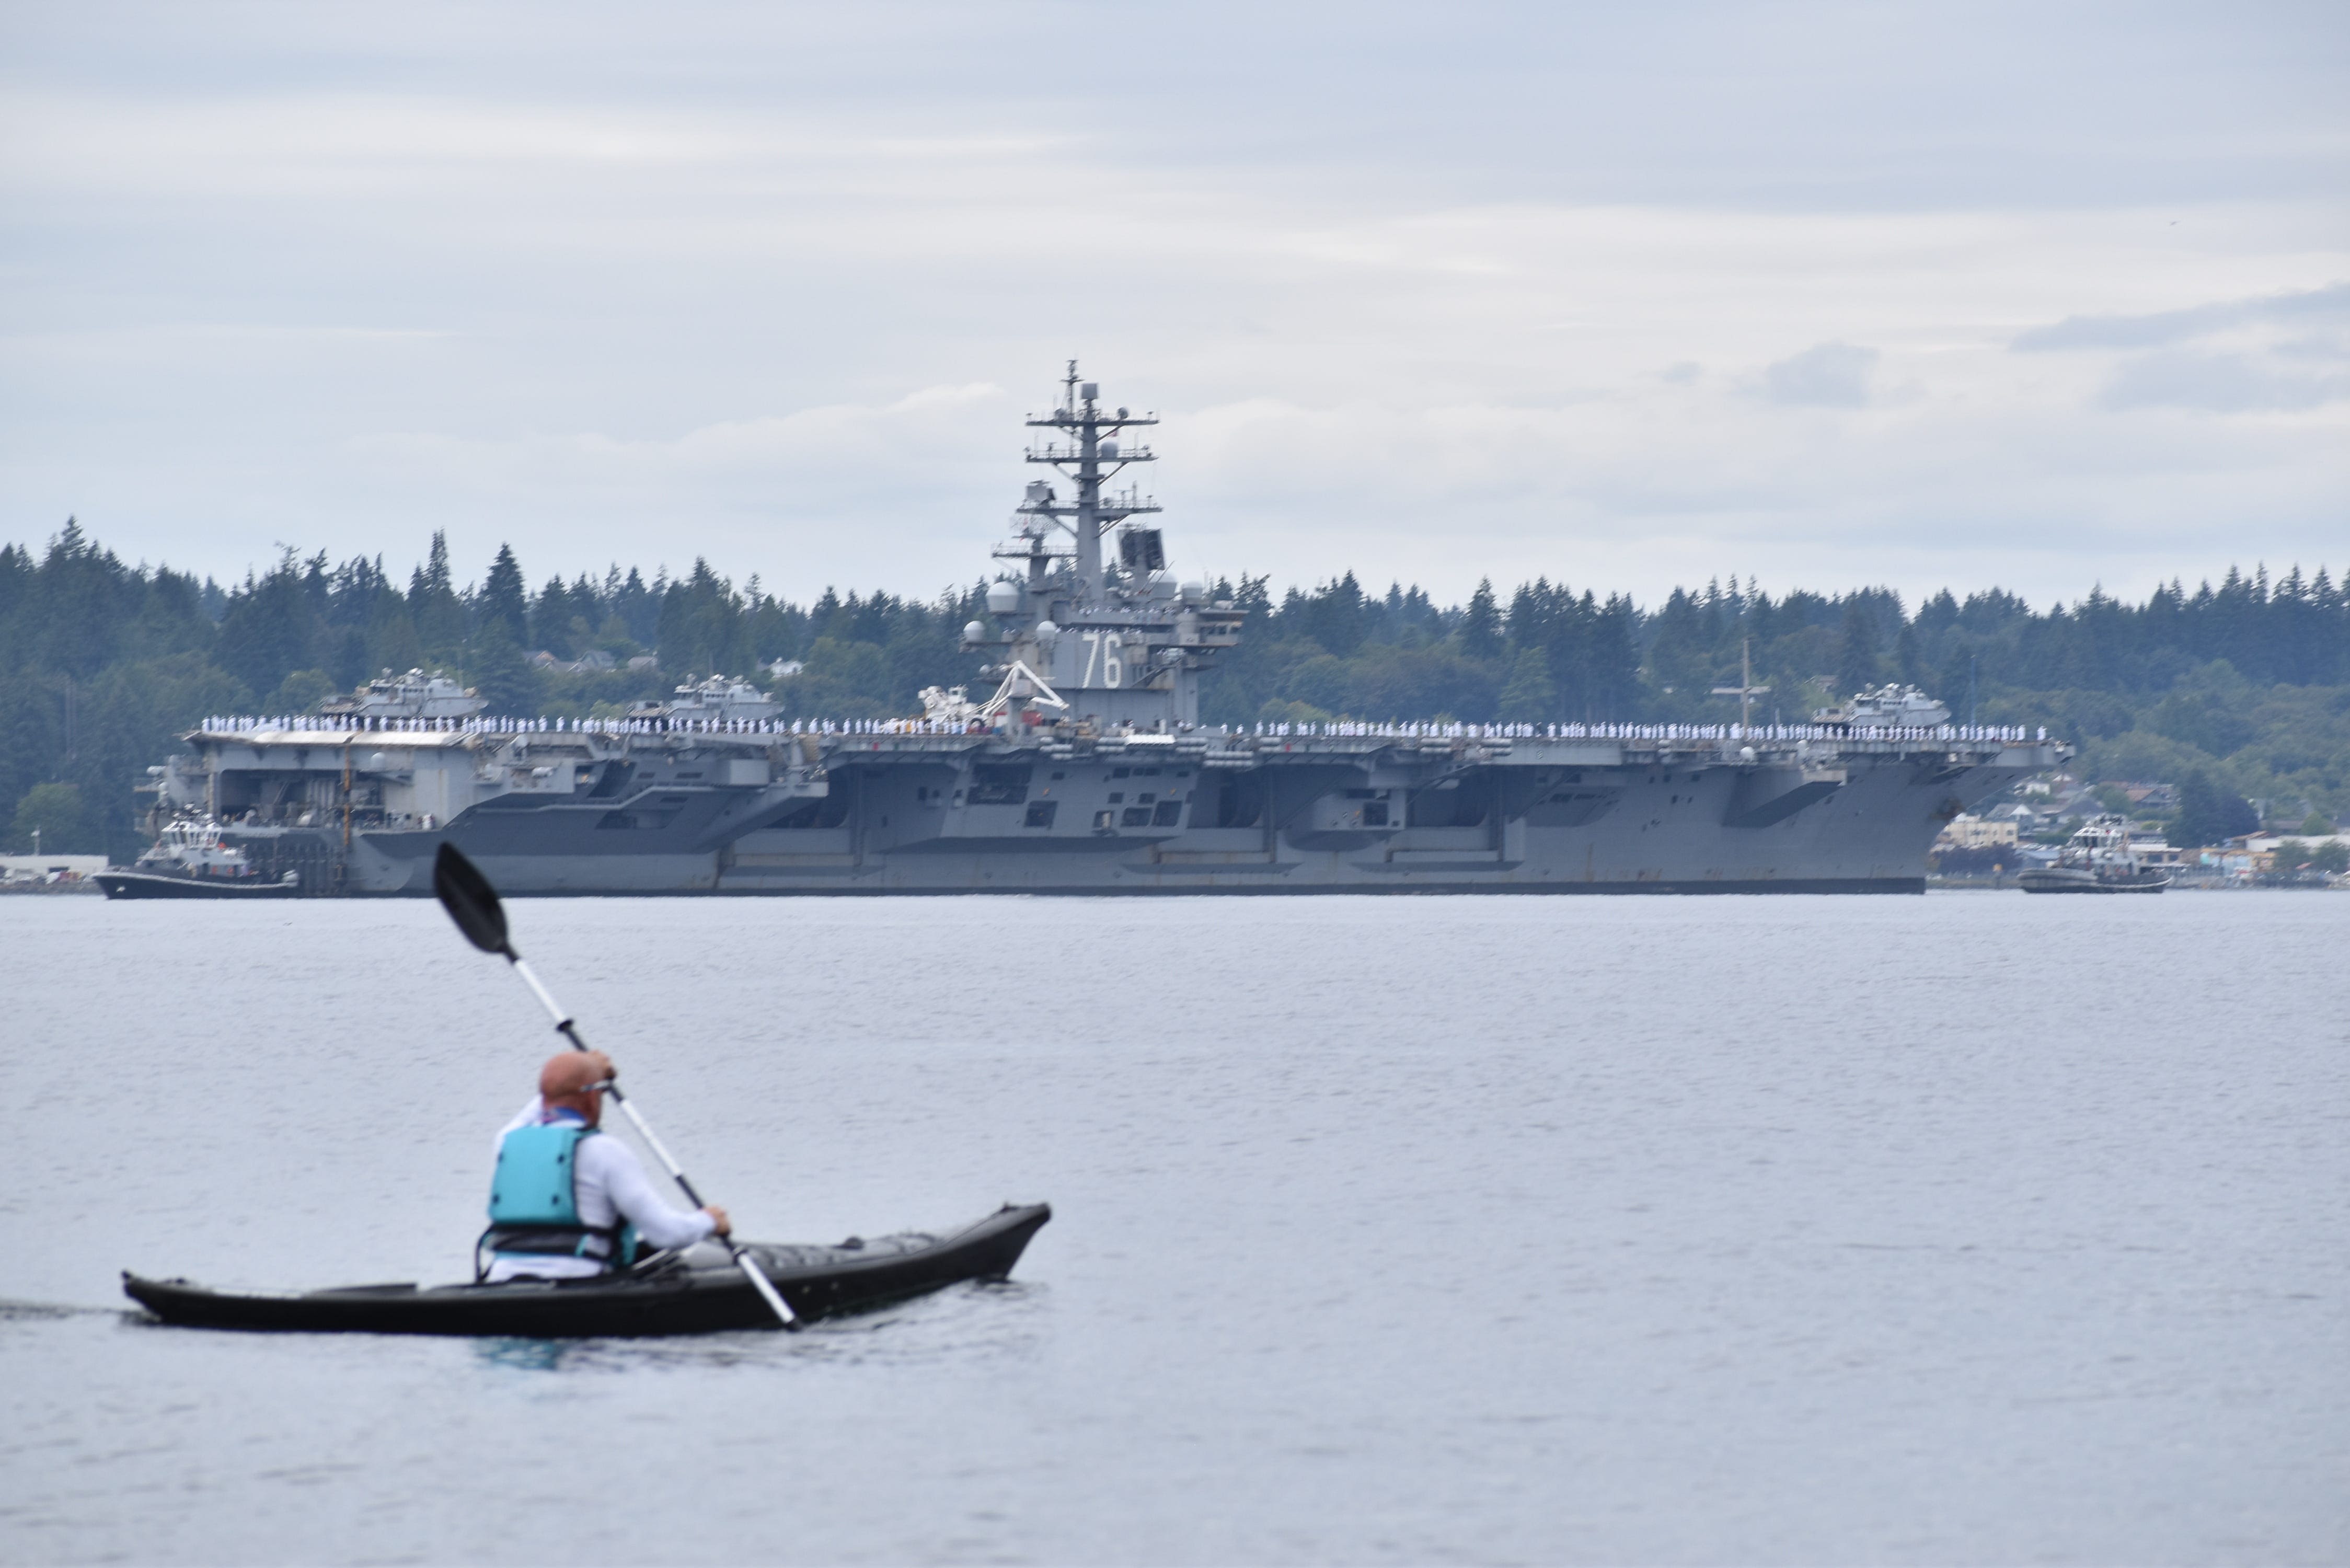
xmin=2 ymin=892 xmax=2343 ymax=1565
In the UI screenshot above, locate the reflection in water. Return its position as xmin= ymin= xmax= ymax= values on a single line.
xmin=474 ymin=1336 xmax=580 ymax=1373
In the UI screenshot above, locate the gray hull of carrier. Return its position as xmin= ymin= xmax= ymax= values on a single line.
xmin=154 ymin=724 xmax=2054 ymax=897
xmin=146 ymin=365 xmax=2066 ymax=897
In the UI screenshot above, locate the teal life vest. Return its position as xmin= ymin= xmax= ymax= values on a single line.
xmin=476 ymin=1121 xmax=639 ymax=1278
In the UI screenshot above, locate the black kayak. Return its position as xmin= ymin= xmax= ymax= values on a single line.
xmin=123 ymin=1202 xmax=1049 ymax=1336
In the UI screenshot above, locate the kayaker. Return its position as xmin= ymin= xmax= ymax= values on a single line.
xmin=478 ymin=1050 xmax=732 ymax=1283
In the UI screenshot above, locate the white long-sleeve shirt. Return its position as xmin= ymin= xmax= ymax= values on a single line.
xmin=484 ymin=1098 xmax=717 ymax=1282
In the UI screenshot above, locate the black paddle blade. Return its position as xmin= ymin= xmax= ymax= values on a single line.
xmin=433 ymin=843 xmax=511 ymax=956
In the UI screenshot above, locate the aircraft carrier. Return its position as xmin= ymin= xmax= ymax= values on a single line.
xmin=144 ymin=365 xmax=2068 ymax=896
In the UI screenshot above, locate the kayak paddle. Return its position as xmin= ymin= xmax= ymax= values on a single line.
xmin=432 ymin=842 xmax=799 ymax=1330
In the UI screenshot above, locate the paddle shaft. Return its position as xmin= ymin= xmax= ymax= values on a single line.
xmin=504 ymin=951 xmax=798 ymax=1329
xmin=508 ymin=960 xmax=704 ymax=1201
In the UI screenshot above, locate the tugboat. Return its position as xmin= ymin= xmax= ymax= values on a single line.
xmin=95 ymin=820 xmax=303 ymax=900
xmin=2018 ymin=813 xmax=2170 ymax=894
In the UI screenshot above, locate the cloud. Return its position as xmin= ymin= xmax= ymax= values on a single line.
xmin=2010 ymin=282 xmax=2350 ymax=414
xmin=2100 ymin=351 xmax=2350 ymax=412
xmin=1 ymin=4 xmax=2345 ymax=611
xmin=2014 ymin=282 xmax=2350 ymax=351
xmin=345 ymin=382 xmax=1012 ymax=512
xmin=1758 ymin=342 xmax=1879 ymax=407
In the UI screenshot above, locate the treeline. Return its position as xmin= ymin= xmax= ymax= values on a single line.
xmin=0 ymin=523 xmax=989 ymax=856
xmin=3 ymin=521 xmax=2345 ymax=856
xmin=1214 ymin=564 xmax=2349 ymax=837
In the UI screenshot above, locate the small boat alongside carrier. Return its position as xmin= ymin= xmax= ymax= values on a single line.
xmin=2019 ymin=813 xmax=2170 ymax=894
xmin=95 ymin=820 xmax=302 ymax=900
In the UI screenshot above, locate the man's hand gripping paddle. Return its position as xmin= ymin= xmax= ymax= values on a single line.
xmin=433 ymin=843 xmax=799 ymax=1330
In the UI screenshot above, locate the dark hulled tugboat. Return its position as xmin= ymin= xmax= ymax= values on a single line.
xmin=96 ymin=820 xmax=302 ymax=900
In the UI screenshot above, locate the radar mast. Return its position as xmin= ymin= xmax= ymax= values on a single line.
xmin=1014 ymin=361 xmax=1160 ymax=602
xmin=964 ymin=364 xmax=1242 ymax=732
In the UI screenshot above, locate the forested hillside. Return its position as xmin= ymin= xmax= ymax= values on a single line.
xmin=3 ymin=520 xmax=2344 ymax=857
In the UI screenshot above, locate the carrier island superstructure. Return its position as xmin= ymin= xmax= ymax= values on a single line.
xmin=145 ymin=366 xmax=2067 ymax=896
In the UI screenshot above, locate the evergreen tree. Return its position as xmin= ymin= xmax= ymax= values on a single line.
xmin=364 ymin=585 xmax=422 ymax=678
xmin=215 ymin=549 xmax=323 ymax=700
xmin=1834 ymin=598 xmax=1880 ymax=696
xmin=658 ymin=559 xmax=749 ymax=675
xmin=407 ymin=531 xmax=450 ymax=605
xmin=468 ymin=618 xmax=537 ymax=718
xmin=614 ymin=567 xmax=658 ymax=645
xmin=1274 ymin=584 xmax=1310 ymax=637
xmin=1591 ymin=595 xmax=1643 ymax=720
xmin=27 ymin=521 xmax=141 ymax=676
xmin=1460 ymin=579 xmax=1502 ymax=661
xmin=480 ymin=544 xmax=530 ymax=647
xmin=1497 ymin=649 xmax=1558 ymax=721
xmin=1645 ymin=587 xmax=1712 ymax=698
xmin=2171 ymin=771 xmax=2258 ymax=848
xmin=531 ymin=575 xmax=578 ymax=658
xmin=1895 ymin=622 xmax=1923 ymax=686
xmin=408 ymin=532 xmax=466 ymax=656
xmin=1307 ymin=572 xmax=1369 ymax=656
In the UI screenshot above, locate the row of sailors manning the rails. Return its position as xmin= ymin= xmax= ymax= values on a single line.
xmin=196 ymin=712 xmax=2053 ymax=743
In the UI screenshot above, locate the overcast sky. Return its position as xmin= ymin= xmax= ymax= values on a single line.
xmin=3 ymin=1 xmax=2344 ymax=610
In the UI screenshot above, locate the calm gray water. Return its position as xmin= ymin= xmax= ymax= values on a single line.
xmin=2 ymin=892 xmax=2343 ymax=1565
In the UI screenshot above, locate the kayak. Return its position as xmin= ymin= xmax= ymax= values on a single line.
xmin=123 ymin=1202 xmax=1049 ymax=1336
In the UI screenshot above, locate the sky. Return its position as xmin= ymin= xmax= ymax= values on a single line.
xmin=2 ymin=1 xmax=2345 ymax=611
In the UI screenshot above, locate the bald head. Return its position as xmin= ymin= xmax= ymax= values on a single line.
xmin=538 ymin=1050 xmax=614 ymax=1125
xmin=539 ymin=1052 xmax=604 ymax=1098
